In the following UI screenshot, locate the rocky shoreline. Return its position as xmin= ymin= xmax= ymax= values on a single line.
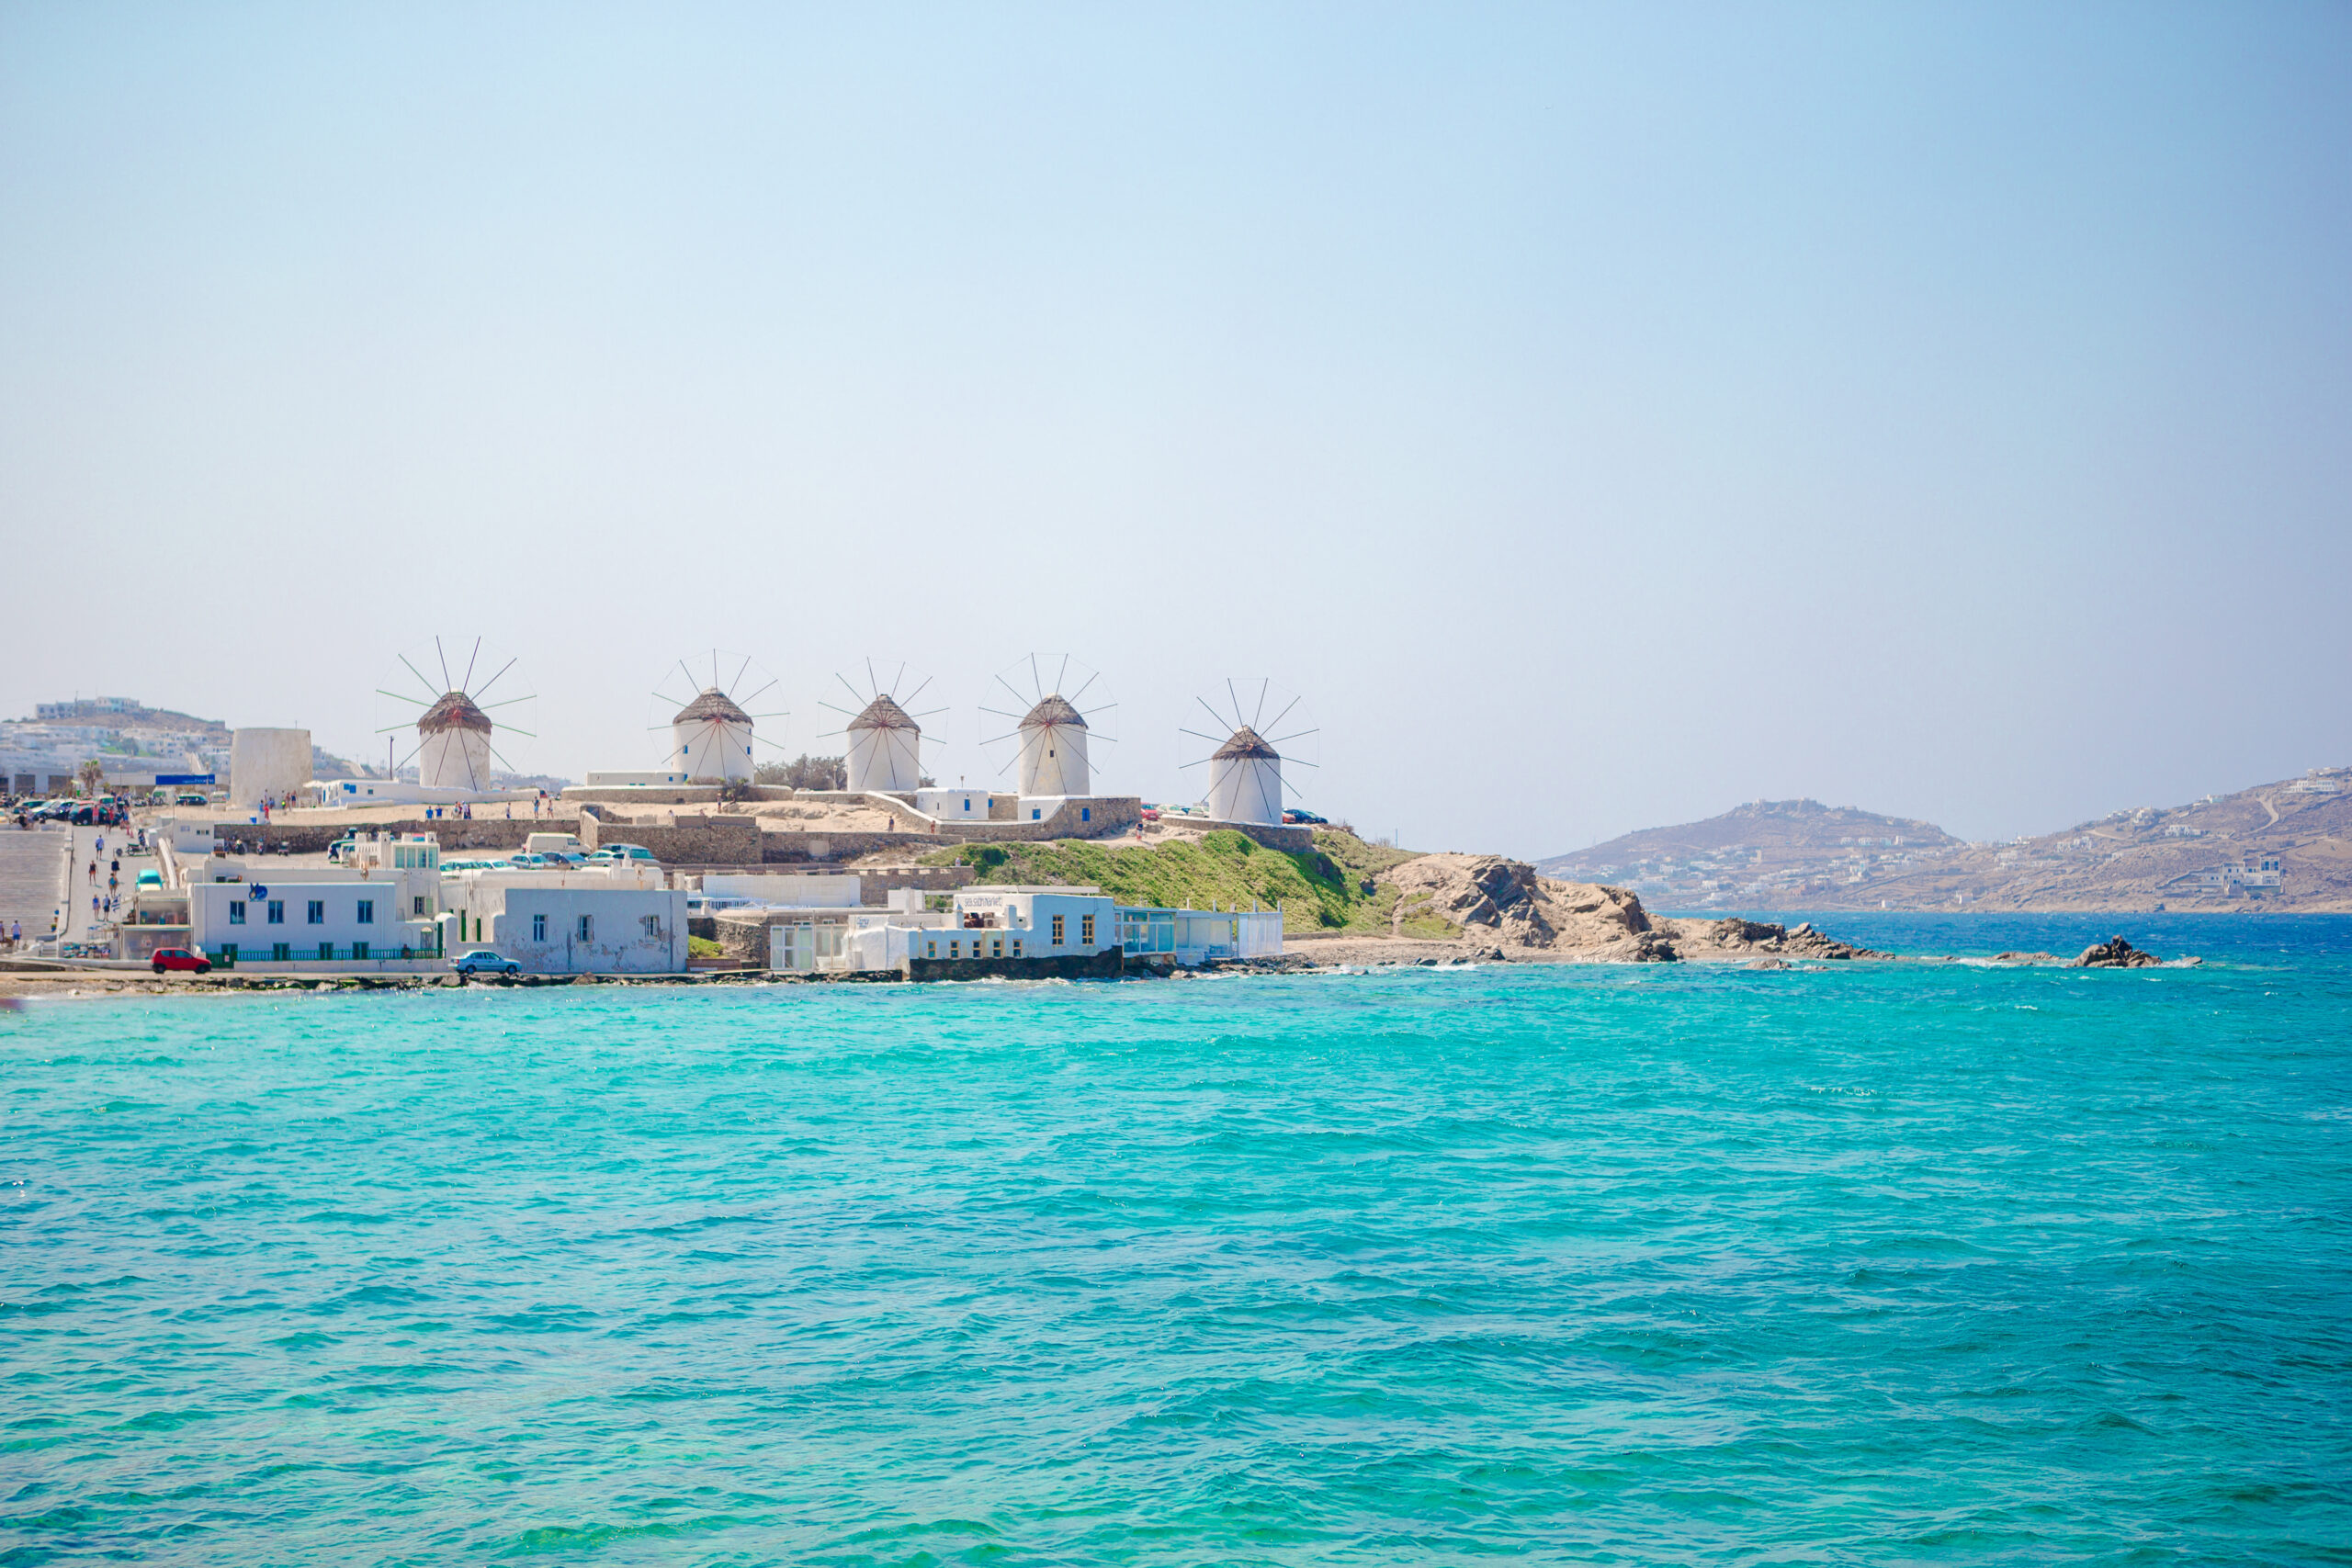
xmin=0 ymin=911 xmax=2199 ymax=1004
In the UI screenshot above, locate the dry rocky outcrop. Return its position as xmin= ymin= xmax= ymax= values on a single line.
xmin=1373 ymin=853 xmax=1882 ymax=964
xmin=1657 ymin=917 xmax=1891 ymax=962
xmin=2071 ymin=936 xmax=2164 ymax=968
xmin=1382 ymin=854 xmax=1658 ymax=957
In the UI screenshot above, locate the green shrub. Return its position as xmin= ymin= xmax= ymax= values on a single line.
xmin=918 ymin=828 xmax=1418 ymax=934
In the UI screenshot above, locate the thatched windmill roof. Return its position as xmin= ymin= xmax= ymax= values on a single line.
xmin=849 ymin=694 xmax=919 ymax=732
xmin=673 ymin=686 xmax=752 ymax=726
xmin=1020 ymin=694 xmax=1087 ymax=730
xmin=1212 ymin=725 xmax=1279 ymax=761
xmin=418 ymin=691 xmax=493 ymax=734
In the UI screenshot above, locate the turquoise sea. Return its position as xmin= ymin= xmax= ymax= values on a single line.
xmin=6 ymin=914 xmax=2350 ymax=1565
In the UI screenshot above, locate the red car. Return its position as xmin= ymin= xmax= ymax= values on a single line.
xmin=151 ymin=948 xmax=211 ymax=975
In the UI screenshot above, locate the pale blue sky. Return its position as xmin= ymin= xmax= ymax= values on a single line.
xmin=3 ymin=4 xmax=2346 ymax=854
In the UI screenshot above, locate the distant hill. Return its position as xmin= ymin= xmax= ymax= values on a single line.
xmin=1540 ymin=773 xmax=2352 ymax=912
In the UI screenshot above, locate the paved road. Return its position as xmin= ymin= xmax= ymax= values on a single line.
xmin=0 ymin=826 xmax=68 ymax=943
xmin=58 ymin=825 xmax=163 ymax=948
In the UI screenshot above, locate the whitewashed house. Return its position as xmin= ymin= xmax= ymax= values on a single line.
xmin=191 ymin=878 xmax=437 ymax=967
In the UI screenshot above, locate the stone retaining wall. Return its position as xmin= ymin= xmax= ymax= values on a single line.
xmin=577 ymin=811 xmax=763 ymax=864
xmin=932 ymin=797 xmax=1144 ymax=844
xmin=1159 ymin=818 xmax=1317 ymax=852
xmin=761 ymin=829 xmax=949 ymax=863
xmin=908 ymin=946 xmax=1125 ymax=982
xmin=563 ymin=784 xmax=802 ymax=807
xmin=209 ymin=819 xmax=550 ymax=854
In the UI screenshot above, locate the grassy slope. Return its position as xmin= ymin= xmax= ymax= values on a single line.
xmin=921 ymin=829 xmax=1432 ymax=935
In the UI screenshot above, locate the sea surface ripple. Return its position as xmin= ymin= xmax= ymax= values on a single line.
xmin=6 ymin=916 xmax=2350 ymax=1564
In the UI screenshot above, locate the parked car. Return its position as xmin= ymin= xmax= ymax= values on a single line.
xmin=151 ymin=948 xmax=211 ymax=975
xmin=175 ymin=793 xmax=209 ymax=807
xmin=1283 ymin=809 xmax=1329 ymax=825
xmin=1139 ymin=808 xmax=1161 ymax=821
xmin=588 ymin=843 xmax=655 ymax=863
xmin=326 ymin=837 xmax=356 ymax=863
xmin=540 ymin=850 xmax=588 ymax=867
xmin=449 ymin=950 xmax=520 ymax=977
xmin=506 ymin=852 xmax=550 ymax=868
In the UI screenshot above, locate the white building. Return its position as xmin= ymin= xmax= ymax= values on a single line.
xmin=444 ymin=884 xmax=687 ymax=974
xmin=418 ymin=692 xmax=496 ymax=791
xmin=1013 ymin=795 xmax=1109 ymax=827
xmin=1204 ymin=726 xmax=1283 ymax=826
xmin=440 ymin=860 xmax=666 ymax=934
xmin=698 ymin=873 xmax=862 ymax=906
xmin=229 ymin=728 xmax=311 ymax=807
xmin=1115 ymin=903 xmax=1284 ymax=963
xmin=311 ymin=777 xmax=532 ymax=807
xmin=815 ymin=884 xmax=1284 ymax=976
xmin=1014 ymin=695 xmax=1090 ymax=796
xmin=845 ymin=694 xmax=923 ymax=793
xmin=191 ymin=877 xmax=437 ymax=966
xmin=818 ymin=886 xmax=1119 ymax=976
xmin=583 ymin=769 xmax=693 ymax=787
xmin=915 ymin=788 xmax=1010 ymax=822
xmin=670 ymin=687 xmax=755 ymax=784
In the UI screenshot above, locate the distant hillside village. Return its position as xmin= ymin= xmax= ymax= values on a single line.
xmin=1 ymin=697 xmax=360 ymax=798
xmin=1541 ymin=772 xmax=2352 ymax=913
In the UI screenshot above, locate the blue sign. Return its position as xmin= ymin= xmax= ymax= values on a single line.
xmin=154 ymin=774 xmax=215 ymax=786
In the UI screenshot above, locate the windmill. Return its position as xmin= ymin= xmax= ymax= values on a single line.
xmin=647 ymin=651 xmax=787 ymax=784
xmin=1180 ymin=678 xmax=1317 ymax=825
xmin=374 ymin=637 xmax=537 ymax=793
xmin=980 ymin=654 xmax=1115 ymax=797
xmin=818 ymin=660 xmax=944 ymax=793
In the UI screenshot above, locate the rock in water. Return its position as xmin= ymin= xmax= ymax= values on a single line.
xmin=2072 ymin=936 xmax=2163 ymax=968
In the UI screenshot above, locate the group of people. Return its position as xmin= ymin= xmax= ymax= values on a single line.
xmin=422 ymin=791 xmax=552 ymax=822
xmin=82 ymin=832 xmax=139 ymax=928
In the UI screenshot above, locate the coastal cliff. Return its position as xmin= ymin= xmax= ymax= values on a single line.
xmin=927 ymin=829 xmax=1881 ymax=964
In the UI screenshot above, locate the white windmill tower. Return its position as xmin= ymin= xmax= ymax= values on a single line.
xmin=375 ymin=637 xmax=537 ymax=793
xmin=648 ymin=651 xmax=787 ymax=784
xmin=981 ymin=654 xmax=1115 ymax=798
xmin=1181 ymin=679 xmax=1317 ymax=825
xmin=820 ymin=661 xmax=943 ymax=794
